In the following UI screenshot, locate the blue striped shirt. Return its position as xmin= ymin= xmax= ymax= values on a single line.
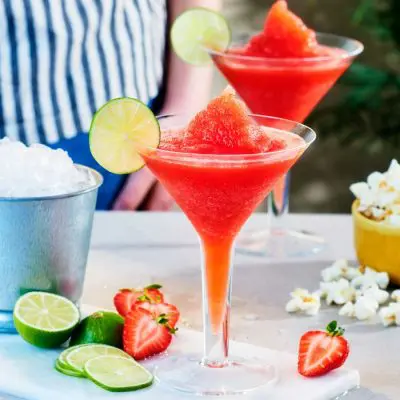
xmin=0 ymin=0 xmax=167 ymax=144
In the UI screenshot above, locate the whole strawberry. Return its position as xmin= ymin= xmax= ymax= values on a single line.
xmin=298 ymin=320 xmax=349 ymax=377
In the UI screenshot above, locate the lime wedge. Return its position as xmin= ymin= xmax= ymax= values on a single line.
xmin=171 ymin=7 xmax=231 ymax=66
xmin=13 ymin=292 xmax=80 ymax=348
xmin=55 ymin=359 xmax=84 ymax=378
xmin=66 ymin=344 xmax=131 ymax=374
xmin=84 ymin=356 xmax=153 ymax=392
xmin=89 ymin=97 xmax=160 ymax=174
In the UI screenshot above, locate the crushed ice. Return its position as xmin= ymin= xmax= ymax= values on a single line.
xmin=0 ymin=138 xmax=96 ymax=198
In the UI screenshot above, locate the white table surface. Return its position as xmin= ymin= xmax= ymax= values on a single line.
xmin=81 ymin=212 xmax=393 ymax=399
xmin=1 ymin=212 xmax=393 ymax=400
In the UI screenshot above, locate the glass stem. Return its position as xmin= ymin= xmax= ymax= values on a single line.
xmin=200 ymin=237 xmax=234 ymax=368
xmin=267 ymin=172 xmax=290 ymax=229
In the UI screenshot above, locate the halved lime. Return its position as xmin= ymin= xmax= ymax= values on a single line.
xmin=66 ymin=344 xmax=131 ymax=375
xmin=84 ymin=356 xmax=153 ymax=392
xmin=55 ymin=359 xmax=84 ymax=378
xmin=171 ymin=8 xmax=231 ymax=66
xmin=89 ymin=97 xmax=160 ymax=174
xmin=13 ymin=292 xmax=80 ymax=348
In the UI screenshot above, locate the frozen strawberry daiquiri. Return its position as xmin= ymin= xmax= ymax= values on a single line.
xmin=209 ymin=0 xmax=363 ymax=257
xmin=138 ymin=91 xmax=316 ymax=395
xmin=211 ymin=0 xmax=362 ymax=123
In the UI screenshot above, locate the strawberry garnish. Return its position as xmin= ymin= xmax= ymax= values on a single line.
xmin=113 ymin=284 xmax=164 ymax=317
xmin=138 ymin=302 xmax=180 ymax=328
xmin=123 ymin=306 xmax=175 ymax=360
xmin=298 ymin=321 xmax=349 ymax=377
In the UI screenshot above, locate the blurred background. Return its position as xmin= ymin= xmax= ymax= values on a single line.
xmin=213 ymin=0 xmax=400 ymax=213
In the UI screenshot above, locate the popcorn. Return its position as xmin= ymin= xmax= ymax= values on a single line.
xmin=389 ymin=204 xmax=400 ymax=215
xmin=387 ymin=160 xmax=400 ymax=190
xmin=350 ymin=160 xmax=400 ymax=225
xmin=357 ymin=284 xmax=389 ymax=305
xmin=321 ymin=259 xmax=361 ymax=282
xmin=351 ymin=275 xmax=377 ymax=290
xmin=286 ymin=258 xmax=397 ymax=325
xmin=367 ymin=171 xmax=385 ymax=190
xmin=354 ymin=296 xmax=379 ymax=320
xmin=290 ymin=288 xmax=310 ymax=298
xmin=286 ymin=289 xmax=320 ymax=316
xmin=379 ymin=303 xmax=400 ymax=327
xmin=370 ymin=207 xmax=386 ymax=221
xmin=338 ymin=296 xmax=378 ymax=320
xmin=350 ymin=182 xmax=370 ymax=199
xmin=359 ymin=190 xmax=376 ymax=209
xmin=388 ymin=159 xmax=400 ymax=175
xmin=388 ymin=215 xmax=400 ymax=226
xmin=376 ymin=191 xmax=397 ymax=208
xmin=320 ymin=279 xmax=357 ymax=306
xmin=339 ymin=301 xmax=356 ymax=318
xmin=391 ymin=290 xmax=400 ymax=302
xmin=351 ymin=267 xmax=389 ymax=290
xmin=364 ymin=267 xmax=390 ymax=289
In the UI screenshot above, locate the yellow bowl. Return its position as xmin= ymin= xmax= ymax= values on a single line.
xmin=352 ymin=200 xmax=400 ymax=285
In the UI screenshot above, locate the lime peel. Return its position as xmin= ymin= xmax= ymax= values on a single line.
xmin=55 ymin=359 xmax=85 ymax=378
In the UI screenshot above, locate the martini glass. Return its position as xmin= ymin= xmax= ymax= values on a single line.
xmin=139 ymin=114 xmax=316 ymax=396
xmin=209 ymin=33 xmax=364 ymax=257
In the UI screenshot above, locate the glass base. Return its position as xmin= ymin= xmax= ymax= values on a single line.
xmin=0 ymin=310 xmax=16 ymax=333
xmin=237 ymin=227 xmax=325 ymax=257
xmin=155 ymin=355 xmax=278 ymax=396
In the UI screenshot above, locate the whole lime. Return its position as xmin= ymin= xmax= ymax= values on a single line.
xmin=69 ymin=311 xmax=124 ymax=348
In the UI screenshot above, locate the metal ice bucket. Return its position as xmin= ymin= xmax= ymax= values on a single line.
xmin=0 ymin=166 xmax=103 ymax=332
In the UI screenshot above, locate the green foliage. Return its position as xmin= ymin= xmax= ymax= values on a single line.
xmin=309 ymin=0 xmax=400 ymax=148
xmin=353 ymin=0 xmax=400 ymax=47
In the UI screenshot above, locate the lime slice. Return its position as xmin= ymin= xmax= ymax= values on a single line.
xmin=84 ymin=356 xmax=153 ymax=392
xmin=89 ymin=97 xmax=160 ymax=174
xmin=66 ymin=344 xmax=131 ymax=374
xmin=58 ymin=344 xmax=89 ymax=371
xmin=55 ymin=359 xmax=84 ymax=378
xmin=13 ymin=292 xmax=80 ymax=348
xmin=171 ymin=7 xmax=231 ymax=66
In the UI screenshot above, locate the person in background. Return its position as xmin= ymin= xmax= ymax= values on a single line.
xmin=0 ymin=0 xmax=221 ymax=210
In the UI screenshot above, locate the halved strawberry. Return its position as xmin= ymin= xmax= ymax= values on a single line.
xmin=123 ymin=306 xmax=175 ymax=360
xmin=113 ymin=284 xmax=164 ymax=317
xmin=298 ymin=321 xmax=350 ymax=377
xmin=138 ymin=302 xmax=180 ymax=328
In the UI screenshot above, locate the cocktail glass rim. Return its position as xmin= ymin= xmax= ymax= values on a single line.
xmin=139 ymin=113 xmax=316 ymax=163
xmin=207 ymin=32 xmax=364 ymax=64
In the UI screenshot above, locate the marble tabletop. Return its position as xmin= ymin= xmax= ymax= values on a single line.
xmin=1 ymin=212 xmax=393 ymax=400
